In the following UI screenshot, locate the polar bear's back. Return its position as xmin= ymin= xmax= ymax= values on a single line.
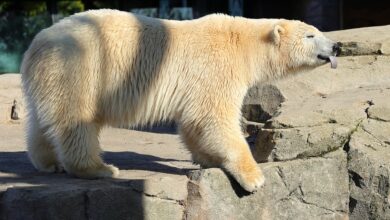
xmin=21 ymin=10 xmax=194 ymax=128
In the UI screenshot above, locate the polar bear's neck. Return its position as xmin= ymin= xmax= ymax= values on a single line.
xmin=183 ymin=15 xmax=289 ymax=85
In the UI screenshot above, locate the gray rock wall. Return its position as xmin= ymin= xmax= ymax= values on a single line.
xmin=186 ymin=150 xmax=349 ymax=220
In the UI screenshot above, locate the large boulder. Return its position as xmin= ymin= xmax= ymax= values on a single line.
xmin=348 ymin=115 xmax=390 ymax=219
xmin=186 ymin=149 xmax=349 ymax=220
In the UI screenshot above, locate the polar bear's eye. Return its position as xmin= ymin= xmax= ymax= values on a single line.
xmin=306 ymin=35 xmax=315 ymax=38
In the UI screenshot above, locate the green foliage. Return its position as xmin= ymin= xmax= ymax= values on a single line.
xmin=22 ymin=2 xmax=47 ymax=16
xmin=58 ymin=1 xmax=84 ymax=16
xmin=0 ymin=2 xmax=50 ymax=73
xmin=0 ymin=6 xmax=51 ymax=51
xmin=0 ymin=2 xmax=11 ymax=12
xmin=91 ymin=1 xmax=117 ymax=9
xmin=0 ymin=1 xmax=47 ymax=16
xmin=0 ymin=1 xmax=87 ymax=73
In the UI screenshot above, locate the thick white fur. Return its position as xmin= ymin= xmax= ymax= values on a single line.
xmin=21 ymin=9 xmax=336 ymax=192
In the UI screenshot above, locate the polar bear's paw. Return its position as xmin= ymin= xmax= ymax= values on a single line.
xmin=29 ymin=155 xmax=64 ymax=174
xmin=238 ymin=167 xmax=265 ymax=193
xmin=225 ymin=160 xmax=265 ymax=193
xmin=34 ymin=163 xmax=64 ymax=173
xmin=28 ymin=147 xmax=63 ymax=173
xmin=67 ymin=163 xmax=120 ymax=179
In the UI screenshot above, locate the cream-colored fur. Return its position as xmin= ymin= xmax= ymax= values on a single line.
xmin=21 ymin=9 xmax=336 ymax=192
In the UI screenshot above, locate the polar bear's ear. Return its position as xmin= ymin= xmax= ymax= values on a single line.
xmin=271 ymin=25 xmax=285 ymax=46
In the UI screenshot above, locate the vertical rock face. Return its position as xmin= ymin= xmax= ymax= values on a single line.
xmin=348 ymin=118 xmax=390 ymax=220
xmin=250 ymin=86 xmax=390 ymax=219
xmin=1 ymin=178 xmax=188 ymax=220
xmin=186 ymin=150 xmax=349 ymax=220
xmin=1 ymin=187 xmax=87 ymax=220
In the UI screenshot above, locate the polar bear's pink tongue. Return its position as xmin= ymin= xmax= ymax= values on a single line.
xmin=329 ymin=56 xmax=337 ymax=69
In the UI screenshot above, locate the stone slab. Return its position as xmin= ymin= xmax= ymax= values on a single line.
xmin=186 ymin=149 xmax=349 ymax=220
xmin=348 ymin=119 xmax=390 ymax=220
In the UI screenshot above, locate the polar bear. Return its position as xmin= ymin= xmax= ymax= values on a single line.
xmin=21 ymin=9 xmax=339 ymax=192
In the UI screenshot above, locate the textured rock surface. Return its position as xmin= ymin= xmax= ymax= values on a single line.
xmin=186 ymin=149 xmax=349 ymax=220
xmin=326 ymin=25 xmax=390 ymax=55
xmin=243 ymin=84 xmax=285 ymax=122
xmin=253 ymin=88 xmax=389 ymax=162
xmin=338 ymin=42 xmax=383 ymax=56
xmin=1 ymin=178 xmax=187 ymax=220
xmin=348 ymin=119 xmax=390 ymax=220
xmin=252 ymin=86 xmax=390 ymax=219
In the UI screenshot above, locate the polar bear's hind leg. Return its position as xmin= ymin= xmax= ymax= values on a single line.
xmin=26 ymin=111 xmax=62 ymax=173
xmin=51 ymin=122 xmax=119 ymax=178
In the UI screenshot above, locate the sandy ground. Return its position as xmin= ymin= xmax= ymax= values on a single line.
xmin=0 ymin=122 xmax=198 ymax=187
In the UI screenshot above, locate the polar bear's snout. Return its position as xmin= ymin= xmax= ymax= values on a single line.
xmin=317 ymin=42 xmax=341 ymax=69
xmin=315 ymin=36 xmax=340 ymax=68
xmin=317 ymin=41 xmax=340 ymax=61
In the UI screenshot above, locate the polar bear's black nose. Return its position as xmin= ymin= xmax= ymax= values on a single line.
xmin=333 ymin=42 xmax=342 ymax=56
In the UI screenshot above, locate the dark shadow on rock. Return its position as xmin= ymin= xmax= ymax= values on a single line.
xmin=0 ymin=151 xmax=189 ymax=219
xmin=103 ymin=151 xmax=195 ymax=175
xmin=0 ymin=178 xmax=147 ymax=220
xmin=252 ymin=129 xmax=276 ymax=163
xmin=0 ymin=151 xmax=35 ymax=174
xmin=243 ymin=84 xmax=285 ymax=123
xmin=224 ymin=172 xmax=252 ymax=198
xmin=242 ymin=104 xmax=272 ymax=123
xmin=0 ymin=151 xmax=194 ymax=178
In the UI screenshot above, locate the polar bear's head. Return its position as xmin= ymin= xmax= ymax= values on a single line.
xmin=271 ymin=20 xmax=340 ymax=72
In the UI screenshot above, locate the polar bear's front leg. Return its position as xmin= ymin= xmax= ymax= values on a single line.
xmin=180 ymin=120 xmax=265 ymax=192
xmin=222 ymin=138 xmax=265 ymax=192
xmin=52 ymin=122 xmax=119 ymax=179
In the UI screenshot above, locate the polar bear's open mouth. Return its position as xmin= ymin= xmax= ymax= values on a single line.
xmin=317 ymin=54 xmax=337 ymax=68
xmin=317 ymin=54 xmax=330 ymax=61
